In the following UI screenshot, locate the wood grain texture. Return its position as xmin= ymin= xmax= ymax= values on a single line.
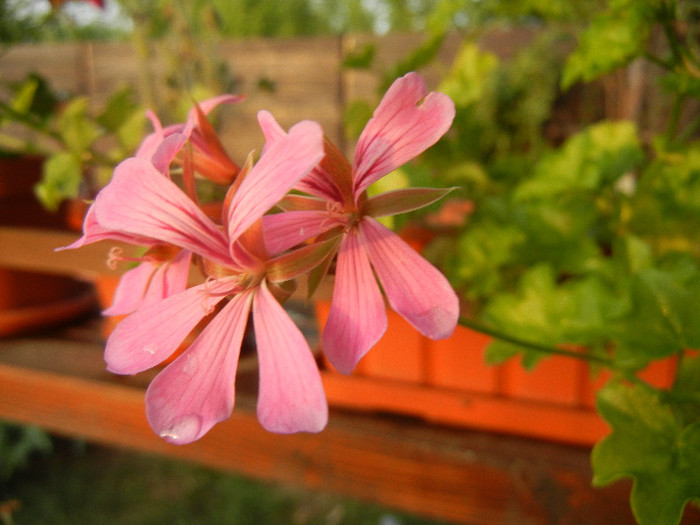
xmin=0 ymin=323 xmax=643 ymax=525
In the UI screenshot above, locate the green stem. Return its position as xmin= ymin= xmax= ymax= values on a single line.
xmin=659 ymin=2 xmax=686 ymax=67
xmin=665 ymin=93 xmax=686 ymax=142
xmin=675 ymin=111 xmax=700 ymax=144
xmin=457 ymin=316 xmax=615 ymax=366
xmin=0 ymin=101 xmax=63 ymax=144
xmin=643 ymin=51 xmax=673 ymax=71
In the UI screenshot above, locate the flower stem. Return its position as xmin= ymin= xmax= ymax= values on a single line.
xmin=457 ymin=316 xmax=615 ymax=366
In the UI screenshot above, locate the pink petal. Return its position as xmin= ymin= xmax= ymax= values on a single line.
xmin=253 ymin=280 xmax=328 ymax=433
xmin=149 ymin=133 xmax=189 ymax=174
xmin=57 ymin=204 xmax=155 ymax=251
xmin=191 ymin=94 xmax=243 ymax=120
xmin=262 ymin=210 xmax=340 ymax=255
xmin=95 ymin=157 xmax=230 ymax=265
xmin=105 ymin=249 xmax=193 ymax=316
xmin=258 ymin=110 xmax=344 ymax=201
xmin=145 ymin=290 xmax=254 ymax=444
xmin=322 ymin=230 xmax=387 ymax=374
xmin=153 ymin=249 xmax=193 ymax=300
xmin=295 ymin=164 xmax=347 ymax=202
xmin=227 ymin=120 xmax=324 ymax=245
xmin=102 ymin=261 xmax=157 ymax=316
xmin=360 ymin=217 xmax=458 ymax=339
xmin=353 ymin=72 xmax=455 ymax=197
xmin=257 ymin=110 xmax=287 ymax=146
xmin=104 ymin=279 xmax=233 ymax=374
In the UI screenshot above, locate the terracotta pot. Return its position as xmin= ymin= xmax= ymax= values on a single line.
xmin=0 ymin=155 xmax=97 ymax=336
xmin=0 ymin=268 xmax=96 ymax=337
xmin=0 ymin=155 xmax=75 ymax=229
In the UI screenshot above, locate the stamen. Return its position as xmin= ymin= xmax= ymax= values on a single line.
xmin=319 ymin=200 xmax=349 ymax=231
xmin=107 ymin=247 xmax=124 ymax=270
xmin=198 ymin=276 xmax=240 ymax=314
xmin=106 ymin=246 xmax=151 ymax=270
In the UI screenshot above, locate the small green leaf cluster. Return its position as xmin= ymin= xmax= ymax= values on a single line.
xmin=0 ymin=75 xmax=146 ymax=210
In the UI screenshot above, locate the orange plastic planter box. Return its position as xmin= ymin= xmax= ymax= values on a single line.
xmin=315 ymin=300 xmax=677 ymax=446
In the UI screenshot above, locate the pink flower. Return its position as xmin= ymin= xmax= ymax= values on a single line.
xmin=59 ymin=196 xmax=194 ymax=316
xmin=261 ymin=72 xmax=459 ymax=374
xmin=61 ymin=96 xmax=242 ymax=315
xmin=137 ymin=95 xmax=243 ymax=184
xmin=98 ymin=118 xmax=327 ymax=443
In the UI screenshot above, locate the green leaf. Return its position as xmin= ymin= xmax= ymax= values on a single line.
xmin=611 ymin=268 xmax=700 ymax=369
xmin=672 ymin=354 xmax=700 ymax=426
xmin=34 ymin=152 xmax=83 ymax=211
xmin=451 ymin=220 xmax=524 ymax=301
xmin=483 ymin=264 xmax=576 ymax=368
xmin=343 ymin=99 xmax=374 ymax=141
xmin=96 ymin=86 xmax=141 ymax=132
xmin=114 ymin=108 xmax=148 ymax=153
xmin=267 ymin=235 xmax=341 ymax=283
xmin=514 ymin=121 xmax=644 ymax=200
xmin=438 ymin=41 xmax=499 ymax=108
xmin=592 ymin=381 xmax=700 ymax=525
xmin=9 ymin=76 xmax=40 ymax=116
xmin=342 ymin=42 xmax=375 ymax=69
xmin=562 ymin=2 xmax=654 ymax=88
xmin=57 ymin=97 xmax=101 ymax=155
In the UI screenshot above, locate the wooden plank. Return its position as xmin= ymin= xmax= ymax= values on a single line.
xmin=0 ymin=42 xmax=86 ymax=93
xmin=0 ymin=226 xmax=119 ymax=279
xmin=217 ymin=36 xmax=344 ymax=159
xmin=0 ymin=324 xmax=643 ymax=525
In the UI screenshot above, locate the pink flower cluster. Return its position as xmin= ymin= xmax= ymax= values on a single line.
xmin=64 ymin=72 xmax=459 ymax=444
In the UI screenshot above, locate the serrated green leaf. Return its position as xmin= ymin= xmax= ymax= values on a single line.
xmin=593 ymin=382 xmax=700 ymax=525
xmin=611 ymin=272 xmax=686 ymax=370
xmin=484 ymin=339 xmax=525 ymax=366
xmin=452 ymin=221 xmax=524 ymax=300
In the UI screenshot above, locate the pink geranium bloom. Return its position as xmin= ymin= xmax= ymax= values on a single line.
xmin=61 ymin=96 xmax=242 ymax=315
xmin=60 ymin=195 xmax=194 ymax=316
xmin=261 ymin=72 xmax=459 ymax=374
xmin=97 ymin=118 xmax=327 ymax=443
xmin=137 ymin=95 xmax=243 ymax=184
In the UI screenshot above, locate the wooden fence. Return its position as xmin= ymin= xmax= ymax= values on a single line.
xmin=1 ymin=29 xmax=670 ymax=163
xmin=0 ymin=29 xmax=592 ymax=158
